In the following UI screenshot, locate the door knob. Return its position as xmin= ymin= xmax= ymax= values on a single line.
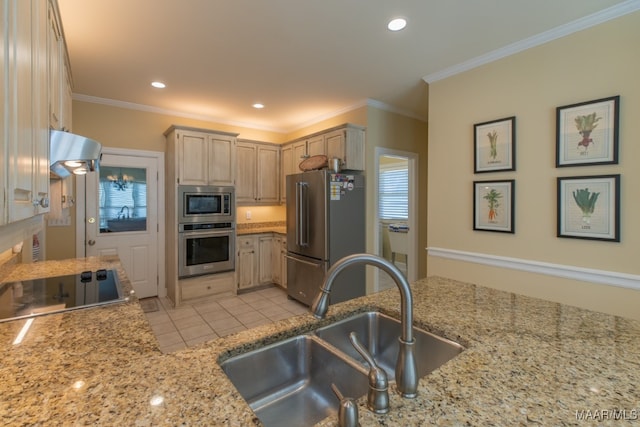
xmin=88 ymin=240 xmax=96 ymax=246
xmin=87 ymin=217 xmax=96 ymax=224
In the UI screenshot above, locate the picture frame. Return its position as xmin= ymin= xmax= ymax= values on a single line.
xmin=556 ymin=96 xmax=619 ymax=167
xmin=473 ymin=179 xmax=515 ymax=233
xmin=557 ymin=174 xmax=620 ymax=242
xmin=474 ymin=116 xmax=515 ymax=173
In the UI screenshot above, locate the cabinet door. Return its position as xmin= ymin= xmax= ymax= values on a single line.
xmin=47 ymin=2 xmax=61 ymax=130
xmin=209 ymin=135 xmax=235 ymax=186
xmin=280 ymin=144 xmax=292 ymax=203
xmin=7 ymin=0 xmax=36 ymax=221
xmin=256 ymin=145 xmax=279 ymax=204
xmin=272 ymin=236 xmax=282 ymax=285
xmin=258 ymin=235 xmax=273 ymax=285
xmin=307 ymin=135 xmax=326 ymax=157
xmin=0 ymin=0 xmax=6 ymax=224
xmin=178 ymin=131 xmax=209 ymax=185
xmin=33 ymin=0 xmax=49 ymax=215
xmin=237 ymin=236 xmax=258 ymax=289
xmin=325 ymin=130 xmax=345 ymax=163
xmin=235 ymin=143 xmax=256 ymax=204
xmin=292 ymin=141 xmax=307 ymax=170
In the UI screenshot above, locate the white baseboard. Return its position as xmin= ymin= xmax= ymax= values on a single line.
xmin=427 ymin=247 xmax=640 ymax=291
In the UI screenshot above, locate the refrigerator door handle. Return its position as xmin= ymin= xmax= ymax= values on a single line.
xmin=296 ymin=182 xmax=309 ymax=247
xmin=284 ymin=254 xmax=323 ymax=268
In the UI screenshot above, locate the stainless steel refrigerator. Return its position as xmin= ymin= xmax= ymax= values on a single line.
xmin=286 ymin=170 xmax=365 ymax=306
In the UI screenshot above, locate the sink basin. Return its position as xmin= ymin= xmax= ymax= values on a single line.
xmin=315 ymin=311 xmax=464 ymax=380
xmin=219 ymin=334 xmax=368 ymax=427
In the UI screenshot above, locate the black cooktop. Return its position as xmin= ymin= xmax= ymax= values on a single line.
xmin=0 ymin=269 xmax=126 ymax=323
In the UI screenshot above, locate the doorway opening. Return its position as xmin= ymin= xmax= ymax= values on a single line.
xmin=373 ymin=148 xmax=418 ymax=292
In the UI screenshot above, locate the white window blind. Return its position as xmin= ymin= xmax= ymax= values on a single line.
xmin=378 ymin=166 xmax=408 ymax=219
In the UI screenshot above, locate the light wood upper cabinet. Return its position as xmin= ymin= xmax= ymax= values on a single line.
xmin=325 ymin=126 xmax=365 ymax=171
xmin=307 ymin=134 xmax=326 ymax=157
xmin=2 ymin=0 xmax=52 ymax=223
xmin=165 ymin=126 xmax=238 ymax=187
xmin=236 ymin=140 xmax=279 ymax=205
xmin=280 ymin=144 xmax=293 ymax=203
xmin=235 ymin=143 xmax=257 ymax=203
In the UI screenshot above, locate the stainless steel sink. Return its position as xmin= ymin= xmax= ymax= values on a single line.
xmin=219 ymin=311 xmax=463 ymax=426
xmin=315 ymin=311 xmax=464 ymax=380
xmin=219 ymin=334 xmax=368 ymax=427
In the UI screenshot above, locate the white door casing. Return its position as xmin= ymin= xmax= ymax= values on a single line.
xmin=76 ymin=148 xmax=165 ymax=299
xmin=373 ymin=147 xmax=418 ymax=292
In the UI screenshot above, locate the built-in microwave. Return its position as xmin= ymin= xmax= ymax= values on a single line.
xmin=178 ymin=185 xmax=234 ymax=223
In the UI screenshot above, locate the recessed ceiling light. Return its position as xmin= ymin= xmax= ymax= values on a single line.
xmin=252 ymin=103 xmax=265 ymax=109
xmin=151 ymin=81 xmax=166 ymax=89
xmin=388 ymin=18 xmax=407 ymax=31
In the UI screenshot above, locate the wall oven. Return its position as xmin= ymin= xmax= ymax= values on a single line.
xmin=178 ymin=222 xmax=235 ymax=278
xmin=178 ymin=185 xmax=234 ymax=223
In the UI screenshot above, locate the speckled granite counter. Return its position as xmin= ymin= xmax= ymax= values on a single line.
xmin=236 ymin=221 xmax=286 ymax=236
xmin=1 ymin=257 xmax=639 ymax=425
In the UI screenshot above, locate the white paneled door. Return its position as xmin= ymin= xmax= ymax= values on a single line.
xmin=84 ymin=152 xmax=160 ymax=298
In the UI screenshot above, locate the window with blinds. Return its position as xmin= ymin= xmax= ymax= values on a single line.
xmin=378 ymin=165 xmax=408 ymax=219
xmin=98 ymin=167 xmax=147 ymax=232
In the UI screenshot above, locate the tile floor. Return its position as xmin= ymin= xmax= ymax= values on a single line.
xmin=143 ymin=285 xmax=309 ymax=353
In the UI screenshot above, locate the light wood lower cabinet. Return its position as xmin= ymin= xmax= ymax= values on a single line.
xmin=236 ymin=235 xmax=258 ymax=289
xmin=273 ymin=235 xmax=287 ymax=288
xmin=236 ymin=233 xmax=286 ymax=291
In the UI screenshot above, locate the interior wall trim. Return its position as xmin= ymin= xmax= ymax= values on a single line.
xmin=427 ymin=247 xmax=640 ymax=291
xmin=423 ymin=0 xmax=640 ymax=83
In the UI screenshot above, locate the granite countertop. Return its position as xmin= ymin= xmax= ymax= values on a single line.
xmin=1 ymin=257 xmax=639 ymax=425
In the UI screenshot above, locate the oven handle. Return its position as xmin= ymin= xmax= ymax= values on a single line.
xmin=179 ymin=229 xmax=235 ymax=239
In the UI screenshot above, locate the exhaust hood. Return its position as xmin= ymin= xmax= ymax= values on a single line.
xmin=50 ymin=130 xmax=102 ymax=178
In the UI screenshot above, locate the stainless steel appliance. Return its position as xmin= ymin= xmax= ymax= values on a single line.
xmin=286 ymin=170 xmax=365 ymax=306
xmin=178 ymin=222 xmax=235 ymax=278
xmin=178 ymin=185 xmax=234 ymax=223
xmin=0 ymin=269 xmax=127 ymax=323
xmin=50 ymin=129 xmax=102 ymax=178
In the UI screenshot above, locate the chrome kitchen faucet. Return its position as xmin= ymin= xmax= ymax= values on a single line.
xmin=311 ymin=253 xmax=418 ymax=398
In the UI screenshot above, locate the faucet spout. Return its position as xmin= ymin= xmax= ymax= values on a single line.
xmin=310 ymin=253 xmax=418 ymax=398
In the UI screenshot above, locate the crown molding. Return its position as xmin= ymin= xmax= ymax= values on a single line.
xmin=74 ymin=94 xmax=426 ymax=135
xmin=423 ymin=0 xmax=640 ymax=84
xmin=72 ymin=94 xmax=287 ymax=133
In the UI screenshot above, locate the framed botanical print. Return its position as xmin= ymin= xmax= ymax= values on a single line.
xmin=556 ymin=96 xmax=619 ymax=167
xmin=557 ymin=175 xmax=620 ymax=241
xmin=474 ymin=116 xmax=515 ymax=173
xmin=473 ymin=180 xmax=515 ymax=233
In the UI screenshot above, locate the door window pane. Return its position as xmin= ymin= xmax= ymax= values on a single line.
xmin=98 ymin=167 xmax=147 ymax=233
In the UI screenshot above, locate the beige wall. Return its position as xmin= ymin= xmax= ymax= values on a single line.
xmin=366 ymin=107 xmax=428 ymax=278
xmin=427 ymin=12 xmax=640 ymax=319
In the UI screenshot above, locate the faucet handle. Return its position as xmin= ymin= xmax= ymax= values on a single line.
xmin=330 ymin=383 xmax=359 ymax=427
xmin=349 ymin=332 xmax=389 ymax=414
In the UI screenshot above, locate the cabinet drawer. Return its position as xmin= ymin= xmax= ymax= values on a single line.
xmin=180 ymin=272 xmax=235 ymax=300
xmin=237 ymin=236 xmax=256 ymax=249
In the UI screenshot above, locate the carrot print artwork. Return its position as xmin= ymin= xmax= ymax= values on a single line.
xmin=483 ymin=188 xmax=502 ymax=221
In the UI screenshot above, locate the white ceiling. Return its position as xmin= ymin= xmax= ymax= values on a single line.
xmin=57 ymin=0 xmax=635 ymax=133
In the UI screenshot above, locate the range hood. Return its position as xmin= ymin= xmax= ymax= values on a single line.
xmin=50 ymin=129 xmax=102 ymax=178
